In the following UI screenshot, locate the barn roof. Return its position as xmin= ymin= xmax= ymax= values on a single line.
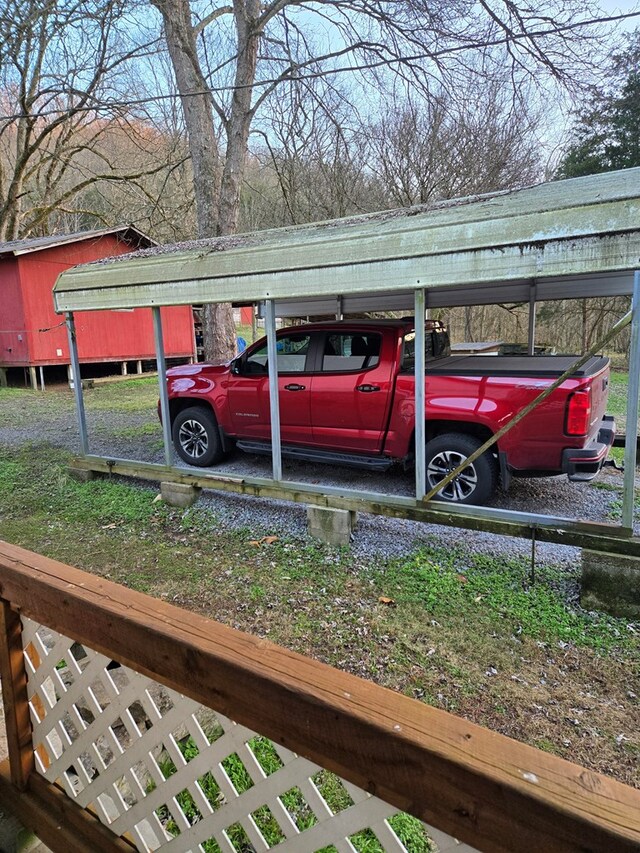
xmin=0 ymin=226 xmax=155 ymax=259
xmin=53 ymin=169 xmax=640 ymax=315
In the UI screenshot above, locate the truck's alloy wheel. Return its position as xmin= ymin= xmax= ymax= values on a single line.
xmin=425 ymin=433 xmax=497 ymax=505
xmin=172 ymin=406 xmax=224 ymax=467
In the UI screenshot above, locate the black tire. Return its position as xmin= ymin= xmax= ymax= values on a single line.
xmin=425 ymin=432 xmax=497 ymax=505
xmin=172 ymin=406 xmax=224 ymax=467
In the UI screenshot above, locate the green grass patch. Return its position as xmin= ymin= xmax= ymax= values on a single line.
xmin=0 ymin=443 xmax=165 ymax=527
xmin=112 ymin=422 xmax=161 ymax=439
xmin=606 ymin=372 xmax=629 ymax=420
xmin=84 ymin=383 xmax=158 ymax=413
xmin=0 ymin=441 xmax=637 ymax=789
xmin=375 ymin=546 xmax=635 ymax=654
xmin=152 ymin=735 xmax=430 ymax=851
xmin=0 ymin=387 xmax=38 ymax=399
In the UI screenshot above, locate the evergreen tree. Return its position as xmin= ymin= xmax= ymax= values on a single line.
xmin=558 ymin=31 xmax=640 ymax=177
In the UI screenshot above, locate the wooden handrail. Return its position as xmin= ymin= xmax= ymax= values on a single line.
xmin=0 ymin=538 xmax=638 ymax=853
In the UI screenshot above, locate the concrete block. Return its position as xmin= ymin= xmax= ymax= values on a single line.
xmin=307 ymin=506 xmax=356 ymax=547
xmin=161 ymin=481 xmax=202 ymax=509
xmin=581 ymin=549 xmax=640 ymax=619
xmin=68 ymin=467 xmax=96 ymax=483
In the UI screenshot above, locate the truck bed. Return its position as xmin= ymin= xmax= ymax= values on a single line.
xmin=426 ymin=354 xmax=609 ymax=378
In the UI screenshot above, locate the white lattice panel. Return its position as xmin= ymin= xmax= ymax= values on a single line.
xmin=21 ymin=619 xmax=478 ymax=853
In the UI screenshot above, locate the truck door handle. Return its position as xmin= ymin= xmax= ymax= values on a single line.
xmin=356 ymin=384 xmax=380 ymax=393
xmin=284 ymin=383 xmax=306 ymax=391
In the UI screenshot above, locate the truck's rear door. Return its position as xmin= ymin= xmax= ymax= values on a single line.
xmin=309 ymin=329 xmax=394 ymax=452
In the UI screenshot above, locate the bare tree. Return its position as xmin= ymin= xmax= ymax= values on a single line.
xmin=249 ymin=79 xmax=379 ymax=228
xmin=370 ymin=79 xmax=540 ymax=208
xmin=150 ymin=0 xmax=623 ymax=359
xmin=0 ymin=0 xmax=179 ymax=241
xmin=43 ymin=119 xmax=195 ymax=242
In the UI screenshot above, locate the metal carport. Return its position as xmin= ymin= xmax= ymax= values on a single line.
xmin=52 ymin=167 xmax=640 ymax=555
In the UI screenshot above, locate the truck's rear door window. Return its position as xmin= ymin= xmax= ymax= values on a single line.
xmin=322 ymin=333 xmax=381 ymax=371
xmin=401 ymin=328 xmax=450 ymax=371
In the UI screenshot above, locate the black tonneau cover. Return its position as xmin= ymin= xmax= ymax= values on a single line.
xmin=427 ymin=355 xmax=609 ymax=378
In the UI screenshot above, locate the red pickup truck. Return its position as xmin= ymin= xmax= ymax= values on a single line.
xmin=164 ymin=319 xmax=615 ymax=505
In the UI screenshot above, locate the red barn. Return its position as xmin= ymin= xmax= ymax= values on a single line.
xmin=0 ymin=227 xmax=195 ymax=388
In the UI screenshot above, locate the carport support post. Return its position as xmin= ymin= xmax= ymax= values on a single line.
xmin=65 ymin=312 xmax=89 ymax=455
xmin=415 ymin=288 xmax=426 ymax=499
xmin=528 ymin=283 xmax=537 ymax=356
xmin=65 ymin=311 xmax=89 ymax=456
xmin=153 ymin=307 xmax=173 ymax=467
xmin=622 ymin=270 xmax=640 ymax=529
xmin=265 ymin=299 xmax=282 ymax=481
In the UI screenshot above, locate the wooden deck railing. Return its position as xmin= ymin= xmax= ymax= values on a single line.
xmin=0 ymin=539 xmax=638 ymax=852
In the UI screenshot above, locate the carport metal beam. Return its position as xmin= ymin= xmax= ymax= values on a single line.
xmin=528 ymin=283 xmax=537 ymax=356
xmin=265 ymin=299 xmax=283 ymax=481
xmin=65 ymin=312 xmax=88 ymax=455
xmin=153 ymin=307 xmax=173 ymax=467
xmin=415 ymin=288 xmax=426 ymax=499
xmin=622 ymin=270 xmax=640 ymax=530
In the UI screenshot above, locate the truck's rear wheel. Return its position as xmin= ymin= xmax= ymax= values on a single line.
xmin=172 ymin=406 xmax=223 ymax=467
xmin=425 ymin=433 xmax=497 ymax=505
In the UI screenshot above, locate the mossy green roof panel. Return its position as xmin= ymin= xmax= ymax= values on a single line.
xmin=53 ymin=169 xmax=640 ymax=313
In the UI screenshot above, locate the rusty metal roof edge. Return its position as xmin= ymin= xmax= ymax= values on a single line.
xmin=0 ymin=225 xmax=157 ymax=257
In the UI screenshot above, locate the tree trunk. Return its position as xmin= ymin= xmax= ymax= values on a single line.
xmin=153 ymin=0 xmax=239 ymax=362
xmin=153 ymin=0 xmax=219 ymax=236
xmin=217 ymin=0 xmax=260 ymax=236
xmin=200 ymin=1 xmax=261 ymax=362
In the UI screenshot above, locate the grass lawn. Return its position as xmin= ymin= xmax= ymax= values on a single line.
xmin=0 ymin=380 xmax=637 ymax=792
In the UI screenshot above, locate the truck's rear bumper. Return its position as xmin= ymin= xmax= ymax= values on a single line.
xmin=561 ymin=415 xmax=616 ymax=482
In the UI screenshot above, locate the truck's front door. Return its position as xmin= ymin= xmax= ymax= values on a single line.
xmin=227 ymin=331 xmax=313 ymax=443
xmin=309 ymin=330 xmax=393 ymax=452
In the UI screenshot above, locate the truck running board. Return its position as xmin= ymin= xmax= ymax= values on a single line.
xmin=236 ymin=440 xmax=395 ymax=471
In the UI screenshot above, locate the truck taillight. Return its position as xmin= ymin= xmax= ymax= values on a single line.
xmin=566 ymin=390 xmax=591 ymax=435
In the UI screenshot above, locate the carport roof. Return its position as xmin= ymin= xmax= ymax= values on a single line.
xmin=53 ymin=168 xmax=640 ymax=315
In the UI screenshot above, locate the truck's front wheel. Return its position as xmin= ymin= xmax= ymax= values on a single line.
xmin=172 ymin=406 xmax=224 ymax=467
xmin=425 ymin=433 xmax=497 ymax=505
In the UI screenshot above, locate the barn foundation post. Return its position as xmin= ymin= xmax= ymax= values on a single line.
xmin=0 ymin=369 xmax=7 ymax=388
xmin=28 ymin=367 xmax=37 ymax=391
xmin=307 ymin=506 xmax=357 ymax=546
xmin=136 ymin=360 xmax=143 ymax=374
